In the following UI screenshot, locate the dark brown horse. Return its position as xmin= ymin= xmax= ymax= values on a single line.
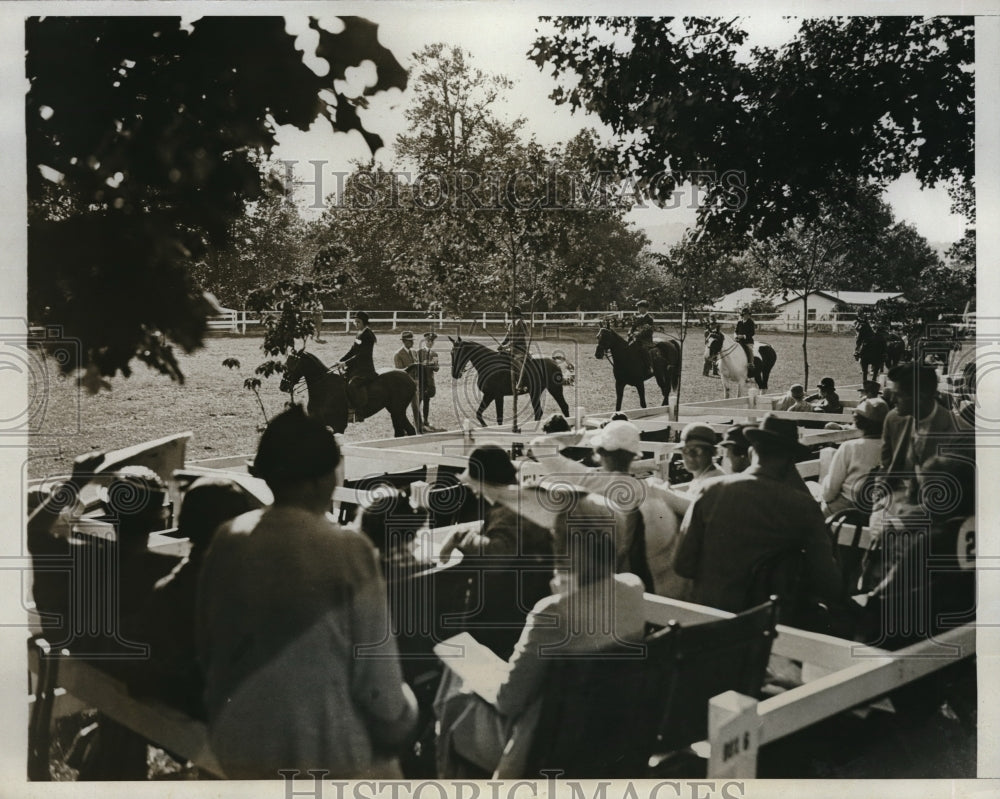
xmin=449 ymin=337 xmax=570 ymax=426
xmin=594 ymin=324 xmax=680 ymax=411
xmin=280 ymin=350 xmax=418 ymax=436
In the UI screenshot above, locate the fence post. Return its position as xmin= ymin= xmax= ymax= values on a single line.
xmin=482 ymin=311 xmax=487 ymax=331
xmin=392 ymin=311 xmax=398 ymax=330
xmin=345 ymin=311 xmax=351 ymax=332
xmin=439 ymin=310 xmax=444 ymax=330
xmin=706 ymin=691 xmax=759 ymax=778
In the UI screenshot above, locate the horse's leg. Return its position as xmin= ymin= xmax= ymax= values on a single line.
xmin=548 ymin=371 xmax=570 ymax=417
xmin=530 ymin=391 xmax=543 ymax=421
xmin=494 ymin=395 xmax=504 ymax=426
xmin=475 ymin=395 xmax=490 ymax=427
xmin=636 ymin=381 xmax=647 ymax=409
xmin=615 ymin=382 xmax=626 ymax=412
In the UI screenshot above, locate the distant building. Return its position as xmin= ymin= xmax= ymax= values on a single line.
xmin=712 ymin=289 xmax=905 ymax=331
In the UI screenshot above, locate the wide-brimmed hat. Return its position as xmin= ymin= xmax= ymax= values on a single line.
xmin=423 ymin=331 xmax=438 ymax=340
xmin=744 ymin=414 xmax=810 ymax=456
xmin=680 ymin=423 xmax=718 ymax=448
xmin=589 ymin=420 xmax=642 ymax=455
xmin=459 ymin=444 xmax=517 ymax=486
xmin=817 ymin=377 xmax=836 ymax=390
xmin=400 ymin=330 xmax=414 ymax=341
xmin=854 ymin=398 xmax=889 ymax=424
xmin=718 ymin=424 xmax=754 ymax=452
xmin=354 ymin=310 xmax=370 ymax=324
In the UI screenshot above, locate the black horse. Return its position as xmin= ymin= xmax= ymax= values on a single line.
xmin=280 ymin=350 xmax=418 ymax=436
xmin=884 ymin=330 xmax=906 ymax=369
xmin=854 ymin=320 xmax=887 ymax=382
xmin=594 ymin=324 xmax=680 ymax=411
xmin=449 ymin=337 xmax=570 ymax=426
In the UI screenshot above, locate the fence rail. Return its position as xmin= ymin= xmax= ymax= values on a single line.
xmin=207 ymin=308 xmax=912 ymax=335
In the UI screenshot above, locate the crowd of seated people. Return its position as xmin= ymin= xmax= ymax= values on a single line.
xmin=27 ymin=359 xmax=976 ymax=780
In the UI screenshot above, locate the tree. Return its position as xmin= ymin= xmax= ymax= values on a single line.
xmin=27 ymin=16 xmax=406 ymax=388
xmin=531 ymin=16 xmax=974 ymax=238
xmin=746 ymin=188 xmax=895 ymax=385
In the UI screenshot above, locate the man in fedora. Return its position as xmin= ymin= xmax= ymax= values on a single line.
xmin=808 ymin=376 xmax=843 ymax=414
xmin=393 ymin=331 xmax=417 ymax=371
xmin=716 ymin=424 xmax=755 ymax=475
xmin=674 ymin=413 xmax=842 ymax=614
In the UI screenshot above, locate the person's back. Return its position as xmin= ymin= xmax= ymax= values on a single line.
xmin=196 ymin=406 xmax=416 ymax=778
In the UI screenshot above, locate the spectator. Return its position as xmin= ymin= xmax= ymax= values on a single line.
xmin=417 ymin=332 xmax=440 ymax=429
xmin=880 ymin=362 xmax=972 ymax=505
xmin=541 ymin=413 xmax=571 ymax=433
xmin=438 ymin=445 xmax=553 ymax=562
xmin=358 ymin=491 xmax=424 ymax=579
xmin=808 ymin=377 xmax=843 ymax=414
xmin=858 ymin=380 xmax=882 ymax=400
xmin=775 ymin=384 xmax=813 ymax=412
xmin=527 ymin=420 xmax=687 ymax=599
xmin=819 ymin=399 xmax=888 ymax=516
xmin=674 ymin=414 xmax=842 ymax=614
xmin=393 ymin=331 xmax=417 ymax=370
xmin=196 ymin=405 xmax=417 ymax=778
xmin=717 ymin=424 xmax=755 ymax=475
xmin=434 ymin=524 xmax=646 ymax=777
xmin=124 ymin=477 xmax=254 ymax=717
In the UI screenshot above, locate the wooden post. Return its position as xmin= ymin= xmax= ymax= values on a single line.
xmin=707 ymin=690 xmax=759 ymax=778
xmin=345 ymin=311 xmax=351 ymax=332
xmin=392 ymin=311 xmax=398 ymax=330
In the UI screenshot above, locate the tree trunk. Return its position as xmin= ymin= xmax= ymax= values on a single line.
xmin=801 ymin=297 xmax=810 ymax=387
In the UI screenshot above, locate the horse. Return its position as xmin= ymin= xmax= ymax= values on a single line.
xmin=884 ymin=330 xmax=905 ymax=369
xmin=279 ymin=350 xmax=418 ymax=437
xmin=854 ymin=320 xmax=887 ymax=382
xmin=448 ymin=336 xmax=570 ymax=426
xmin=704 ymin=331 xmax=776 ymax=398
xmin=594 ymin=324 xmax=680 ymax=412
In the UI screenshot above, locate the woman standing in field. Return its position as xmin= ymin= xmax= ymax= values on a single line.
xmin=418 ymin=331 xmax=440 ymax=429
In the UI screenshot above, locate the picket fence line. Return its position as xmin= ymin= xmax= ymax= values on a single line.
xmin=207 ymin=308 xmax=873 ymax=335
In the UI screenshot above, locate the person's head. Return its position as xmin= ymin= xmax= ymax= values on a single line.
xmin=359 ymin=492 xmax=423 ymax=559
xmin=459 ymin=444 xmax=516 ymax=499
xmin=744 ymin=414 xmax=809 ymax=466
xmin=542 ymin=413 xmax=571 ymax=434
xmin=510 ymin=305 xmax=523 ymax=318
xmin=789 ymin=383 xmax=805 ymax=400
xmin=177 ymin=477 xmax=253 ymax=550
xmin=610 ymin=412 xmax=630 ymax=422
xmin=680 ymin=423 xmax=718 ymax=474
xmin=888 ymin=362 xmax=939 ymax=418
xmin=637 ymin=300 xmax=649 ymax=311
xmin=400 ymin=331 xmax=414 ymax=349
xmin=251 ymin=405 xmax=342 ymax=510
xmin=590 ymin=420 xmax=642 ymax=473
xmin=100 ymin=465 xmax=169 ymax=546
xmin=566 ymin=526 xmax=617 ymax=589
xmin=717 ymin=424 xmax=753 ymax=474
xmin=859 ymin=380 xmax=881 ymax=399
xmin=741 ymin=307 xmax=751 ymax=319
xmin=423 ymin=331 xmax=437 ymax=349
xmin=917 ymin=455 xmax=976 ymax=520
xmin=853 ymin=398 xmax=889 ymax=438
xmin=354 ymin=310 xmax=370 ymax=328
xmin=816 ymin=377 xmax=836 ymax=395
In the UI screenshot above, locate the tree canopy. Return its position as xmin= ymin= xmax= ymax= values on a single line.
xmin=531 ymin=16 xmax=974 ymax=238
xmin=27 ymin=15 xmax=406 ymax=388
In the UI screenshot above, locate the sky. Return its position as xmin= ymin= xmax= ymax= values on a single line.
xmin=272 ymin=9 xmax=969 ymax=250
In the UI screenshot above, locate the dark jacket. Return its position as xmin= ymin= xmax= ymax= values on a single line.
xmin=629 ymin=312 xmax=656 ymax=343
xmin=339 ymin=327 xmax=377 ymax=380
xmin=735 ymin=318 xmax=755 ymax=343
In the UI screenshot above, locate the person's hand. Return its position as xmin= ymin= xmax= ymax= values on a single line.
xmin=439 ymin=527 xmax=482 ymax=563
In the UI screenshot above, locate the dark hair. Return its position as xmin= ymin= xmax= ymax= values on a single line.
xmin=178 ymin=477 xmax=253 ymax=549
xmin=252 ymin=405 xmax=341 ymax=490
xmin=919 ymin=455 xmax=975 ymax=518
xmin=854 ymin=413 xmax=884 ymax=438
xmin=360 ymin=493 xmax=423 ymax=555
xmin=888 ymin=362 xmax=938 ymax=397
xmin=102 ymin=466 xmax=169 ymax=542
xmin=542 ymin=413 xmax=571 ymax=433
xmin=569 ymin=527 xmax=617 ymax=588
xmin=599 ymin=449 xmax=637 ymax=473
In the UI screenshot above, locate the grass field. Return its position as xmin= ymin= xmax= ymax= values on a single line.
xmin=29 ymin=326 xmax=868 ymax=479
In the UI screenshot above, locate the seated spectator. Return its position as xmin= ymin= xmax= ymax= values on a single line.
xmin=858 ymin=380 xmax=882 ymax=400
xmin=717 ymin=424 xmax=755 ymax=475
xmin=196 ymin=405 xmax=418 ymax=779
xmin=527 ymin=420 xmax=686 ymax=599
xmin=854 ymin=455 xmax=975 ymax=651
xmin=654 ymin=423 xmax=725 ymax=512
xmin=439 ymin=445 xmax=553 ymax=561
xmin=808 ymin=377 xmax=843 ymax=414
xmin=434 ymin=525 xmax=646 ymax=777
xmin=610 ymin=411 xmax=630 ymax=421
xmin=358 ymin=491 xmax=425 ymax=579
xmin=775 ymin=383 xmax=813 ymax=412
xmin=123 ymin=477 xmax=253 ymax=718
xmin=819 ymin=399 xmax=888 ymax=516
xmin=674 ymin=414 xmax=842 ymax=615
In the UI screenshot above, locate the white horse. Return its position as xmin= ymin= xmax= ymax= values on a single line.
xmin=704 ymin=331 xmax=776 ymax=398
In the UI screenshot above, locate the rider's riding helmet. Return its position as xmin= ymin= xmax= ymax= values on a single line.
xmin=354 ymin=310 xmax=370 ymax=324
xmin=510 ymin=306 xmax=523 ymax=317
xmin=637 ymin=300 xmax=649 ymax=308
xmin=740 ymin=307 xmax=751 ymax=317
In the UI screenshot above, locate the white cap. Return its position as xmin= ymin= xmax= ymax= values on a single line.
xmin=589 ymin=420 xmax=642 ymax=455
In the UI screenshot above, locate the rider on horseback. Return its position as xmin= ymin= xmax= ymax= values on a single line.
xmin=628 ymin=299 xmax=657 ymax=378
xmin=702 ymin=314 xmax=721 ymax=377
xmin=339 ymin=310 xmax=377 ymax=421
xmin=735 ymin=308 xmax=756 ymax=377
xmin=499 ymin=305 xmax=530 ymax=393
